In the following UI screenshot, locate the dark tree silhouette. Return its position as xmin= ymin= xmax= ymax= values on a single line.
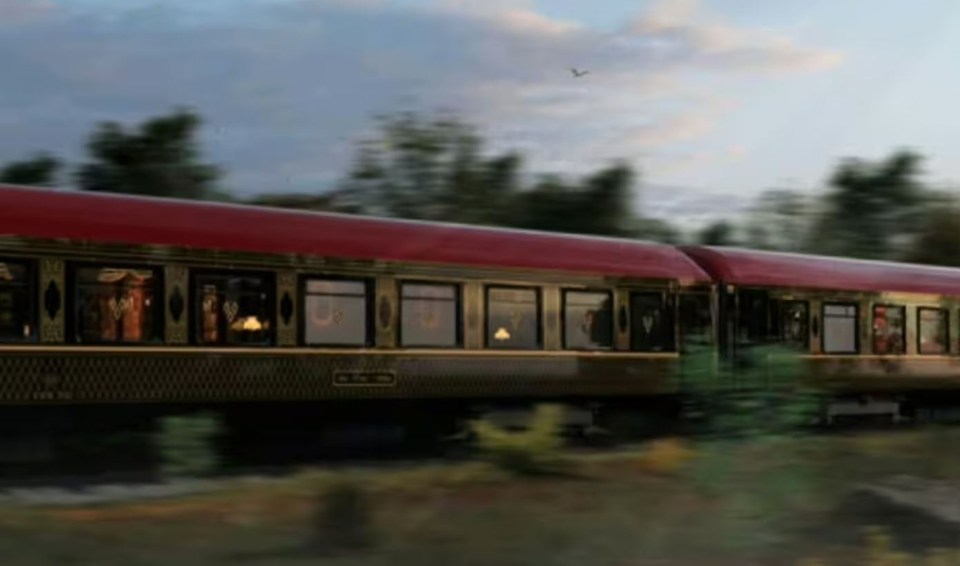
xmin=76 ymin=109 xmax=219 ymax=200
xmin=698 ymin=220 xmax=736 ymax=246
xmin=808 ymin=150 xmax=927 ymax=259
xmin=0 ymin=153 xmax=61 ymax=186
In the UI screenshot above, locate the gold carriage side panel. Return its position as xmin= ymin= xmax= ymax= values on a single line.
xmin=0 ymin=348 xmax=680 ymax=404
xmin=614 ymin=288 xmax=630 ymax=351
xmin=802 ymin=355 xmax=960 ymax=393
xmin=542 ymin=285 xmax=561 ymax=350
xmin=38 ymin=258 xmax=65 ymax=343
xmin=164 ymin=264 xmax=189 ymax=344
xmin=276 ymin=270 xmax=297 ymax=347
xmin=463 ymin=281 xmax=483 ymax=350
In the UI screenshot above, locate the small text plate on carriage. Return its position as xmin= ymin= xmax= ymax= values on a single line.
xmin=333 ymin=371 xmax=397 ymax=387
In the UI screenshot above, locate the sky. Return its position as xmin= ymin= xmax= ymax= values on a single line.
xmin=2 ymin=0 xmax=960 ymax=227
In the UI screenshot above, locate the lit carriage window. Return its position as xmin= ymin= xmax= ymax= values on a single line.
xmin=400 ymin=283 xmax=460 ymax=347
xmin=630 ymin=292 xmax=673 ymax=352
xmin=822 ymin=303 xmax=858 ymax=354
xmin=872 ymin=305 xmax=905 ymax=355
xmin=194 ymin=273 xmax=273 ymax=345
xmin=74 ymin=266 xmax=160 ymax=343
xmin=486 ymin=287 xmax=540 ymax=350
xmin=563 ymin=290 xmax=613 ymax=350
xmin=918 ymin=307 xmax=949 ymax=355
xmin=780 ymin=301 xmax=809 ymax=350
xmin=0 ymin=260 xmax=35 ymax=342
xmin=303 ymin=279 xmax=370 ymax=347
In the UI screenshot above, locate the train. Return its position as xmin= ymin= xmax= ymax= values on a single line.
xmin=3 ymin=182 xmax=960 ymax=453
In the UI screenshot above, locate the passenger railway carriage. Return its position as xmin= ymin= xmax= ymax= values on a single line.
xmin=5 ymin=183 xmax=960 ymax=441
xmin=0 ymin=184 xmax=714 ymax=437
xmin=682 ymin=246 xmax=960 ymax=421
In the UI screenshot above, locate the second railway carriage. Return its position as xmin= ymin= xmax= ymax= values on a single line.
xmin=0 ymin=185 xmax=714 ymax=428
xmin=683 ymin=246 xmax=960 ymax=421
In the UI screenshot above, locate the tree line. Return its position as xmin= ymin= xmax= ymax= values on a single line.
xmin=3 ymin=108 xmax=958 ymax=266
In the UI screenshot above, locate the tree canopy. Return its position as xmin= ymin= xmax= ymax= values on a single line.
xmin=0 ymin=153 xmax=60 ymax=186
xmin=76 ymin=109 xmax=220 ymax=200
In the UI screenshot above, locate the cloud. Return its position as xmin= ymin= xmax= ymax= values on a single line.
xmin=0 ymin=0 xmax=54 ymax=24
xmin=0 ymin=0 xmax=842 ymax=197
xmin=627 ymin=0 xmax=843 ymax=74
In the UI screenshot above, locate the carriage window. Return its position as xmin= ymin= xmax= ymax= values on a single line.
xmin=400 ymin=283 xmax=459 ymax=347
xmin=873 ymin=305 xmax=905 ymax=355
xmin=918 ymin=308 xmax=948 ymax=355
xmin=630 ymin=292 xmax=672 ymax=352
xmin=74 ymin=266 xmax=160 ymax=343
xmin=738 ymin=290 xmax=774 ymax=343
xmin=678 ymin=293 xmax=712 ymax=349
xmin=0 ymin=260 xmax=34 ymax=342
xmin=303 ymin=279 xmax=370 ymax=346
xmin=486 ymin=287 xmax=540 ymax=349
xmin=194 ymin=273 xmax=272 ymax=345
xmin=563 ymin=290 xmax=613 ymax=350
xmin=823 ymin=303 xmax=858 ymax=354
xmin=780 ymin=301 xmax=809 ymax=349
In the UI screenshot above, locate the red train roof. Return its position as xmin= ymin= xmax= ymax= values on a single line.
xmin=0 ymin=185 xmax=710 ymax=282
xmin=682 ymin=245 xmax=960 ymax=296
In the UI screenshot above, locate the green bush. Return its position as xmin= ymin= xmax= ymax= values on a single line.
xmin=679 ymin=344 xmax=822 ymax=439
xmin=469 ymin=404 xmax=567 ymax=476
xmin=155 ymin=412 xmax=223 ymax=478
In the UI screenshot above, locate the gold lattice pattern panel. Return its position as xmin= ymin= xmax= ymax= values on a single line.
xmin=0 ymin=354 xmax=677 ymax=404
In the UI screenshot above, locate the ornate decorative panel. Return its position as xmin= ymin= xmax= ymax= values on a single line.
xmin=164 ymin=265 xmax=189 ymax=344
xmin=38 ymin=258 xmax=64 ymax=343
xmin=276 ymin=271 xmax=298 ymax=346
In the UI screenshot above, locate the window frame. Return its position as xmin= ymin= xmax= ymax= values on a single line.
xmin=68 ymin=262 xmax=164 ymax=345
xmin=561 ymin=288 xmax=615 ymax=351
xmin=821 ymin=301 xmax=859 ymax=355
xmin=190 ymin=270 xmax=275 ymax=347
xmin=398 ymin=280 xmax=462 ymax=349
xmin=299 ymin=275 xmax=374 ymax=348
xmin=484 ymin=284 xmax=543 ymax=350
xmin=917 ymin=306 xmax=950 ymax=356
xmin=871 ymin=303 xmax=906 ymax=356
xmin=0 ymin=257 xmax=37 ymax=344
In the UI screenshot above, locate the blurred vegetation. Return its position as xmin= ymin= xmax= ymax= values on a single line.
xmin=76 ymin=109 xmax=223 ymax=201
xmin=3 ymin=108 xmax=960 ymax=263
xmin=310 ymin=480 xmax=374 ymax=553
xmin=156 ymin=412 xmax=223 ymax=478
xmin=0 ymin=152 xmax=60 ymax=186
xmin=469 ymin=404 xmax=569 ymax=476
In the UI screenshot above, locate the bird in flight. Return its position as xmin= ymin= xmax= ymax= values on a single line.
xmin=570 ymin=68 xmax=589 ymax=78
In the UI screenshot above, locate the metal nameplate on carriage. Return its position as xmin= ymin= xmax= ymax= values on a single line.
xmin=333 ymin=371 xmax=397 ymax=387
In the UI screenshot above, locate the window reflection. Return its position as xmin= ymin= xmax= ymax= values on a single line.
xmin=304 ymin=279 xmax=369 ymax=346
xmin=195 ymin=274 xmax=272 ymax=345
xmin=918 ymin=308 xmax=948 ymax=355
xmin=780 ymin=301 xmax=809 ymax=349
xmin=0 ymin=260 xmax=34 ymax=342
xmin=75 ymin=266 xmax=159 ymax=343
xmin=872 ymin=305 xmax=905 ymax=355
xmin=564 ymin=290 xmax=613 ymax=350
xmin=630 ymin=292 xmax=672 ymax=352
xmin=487 ymin=287 xmax=540 ymax=349
xmin=400 ymin=283 xmax=459 ymax=347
